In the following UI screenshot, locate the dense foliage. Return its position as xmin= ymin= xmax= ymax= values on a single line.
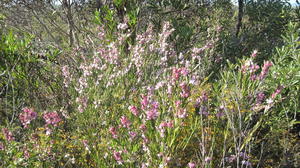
xmin=0 ymin=0 xmax=299 ymax=167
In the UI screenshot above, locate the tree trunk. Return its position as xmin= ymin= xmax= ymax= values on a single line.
xmin=236 ymin=0 xmax=244 ymax=37
xmin=63 ymin=0 xmax=75 ymax=47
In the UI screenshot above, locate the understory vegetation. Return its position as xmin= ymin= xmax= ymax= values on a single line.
xmin=0 ymin=0 xmax=299 ymax=167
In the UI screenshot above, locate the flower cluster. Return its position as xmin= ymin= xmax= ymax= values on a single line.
xmin=2 ymin=128 xmax=14 ymax=141
xmin=241 ymin=60 xmax=260 ymax=80
xmin=109 ymin=127 xmax=118 ymax=139
xmin=43 ymin=111 xmax=61 ymax=127
xmin=61 ymin=65 xmax=71 ymax=87
xmin=19 ymin=107 xmax=37 ymax=128
xmin=128 ymin=106 xmax=139 ymax=116
xmin=120 ymin=116 xmax=131 ymax=128
xmin=259 ymin=60 xmax=273 ymax=80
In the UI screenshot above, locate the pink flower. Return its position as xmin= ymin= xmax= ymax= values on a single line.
xmin=167 ymin=84 xmax=173 ymax=95
xmin=242 ymin=160 xmax=252 ymax=166
xmin=146 ymin=102 xmax=159 ymax=120
xmin=175 ymin=100 xmax=181 ymax=108
xmin=158 ymin=121 xmax=174 ymax=137
xmin=146 ymin=109 xmax=158 ymax=120
xmin=167 ymin=121 xmax=174 ymax=128
xmin=139 ymin=124 xmax=147 ymax=131
xmin=271 ymin=85 xmax=284 ymax=99
xmin=180 ymin=82 xmax=190 ymax=98
xmin=188 ymin=162 xmax=196 ymax=168
xmin=0 ymin=142 xmax=4 ymax=150
xmin=176 ymin=108 xmax=187 ymax=118
xmin=141 ymin=163 xmax=148 ymax=168
xmin=172 ymin=67 xmax=189 ymax=81
xmin=43 ymin=111 xmax=61 ymax=127
xmin=129 ymin=106 xmax=139 ymax=116
xmin=226 ymin=155 xmax=236 ymax=163
xmin=180 ymin=67 xmax=189 ymax=76
xmin=19 ymin=107 xmax=37 ymax=128
xmin=129 ymin=131 xmax=137 ymax=139
xmin=2 ymin=128 xmax=14 ymax=141
xmin=251 ymin=49 xmax=258 ymax=58
xmin=113 ymin=151 xmax=123 ymax=163
xmin=23 ymin=147 xmax=30 ymax=159
xmin=204 ymin=42 xmax=213 ymax=49
xmin=200 ymin=92 xmax=208 ymax=103
xmin=159 ymin=122 xmax=168 ymax=128
xmin=117 ymin=23 xmax=128 ymax=30
xmin=216 ymin=112 xmax=224 ymax=118
xmin=205 ymin=157 xmax=212 ymax=162
xmin=249 ymin=64 xmax=260 ymax=73
xmin=250 ymin=74 xmax=257 ymax=81
xmin=120 ymin=116 xmax=131 ymax=128
xmin=109 ymin=127 xmax=118 ymax=139
xmin=141 ymin=95 xmax=149 ymax=110
xmin=199 ymin=106 xmax=209 ymax=116
xmin=172 ymin=68 xmax=181 ymax=81
xmin=45 ymin=127 xmax=52 ymax=135
xmin=142 ymin=134 xmax=149 ymax=144
xmin=256 ymin=92 xmax=265 ymax=104
xmin=259 ymin=61 xmax=273 ymax=79
xmin=61 ymin=65 xmax=71 ymax=87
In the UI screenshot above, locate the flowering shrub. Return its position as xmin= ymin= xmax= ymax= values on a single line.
xmin=0 ymin=14 xmax=299 ymax=168
xmin=19 ymin=108 xmax=37 ymax=128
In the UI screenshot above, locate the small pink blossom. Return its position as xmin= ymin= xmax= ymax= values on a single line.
xmin=129 ymin=106 xmax=139 ymax=116
xmin=176 ymin=108 xmax=188 ymax=118
xmin=259 ymin=61 xmax=273 ymax=80
xmin=120 ymin=116 xmax=131 ymax=128
xmin=117 ymin=23 xmax=128 ymax=30
xmin=45 ymin=127 xmax=52 ymax=135
xmin=109 ymin=127 xmax=118 ymax=139
xmin=271 ymin=85 xmax=284 ymax=99
xmin=159 ymin=122 xmax=168 ymax=128
xmin=167 ymin=121 xmax=174 ymax=128
xmin=158 ymin=121 xmax=174 ymax=137
xmin=172 ymin=68 xmax=181 ymax=81
xmin=250 ymin=74 xmax=257 ymax=81
xmin=200 ymin=92 xmax=208 ymax=103
xmin=188 ymin=162 xmax=196 ymax=168
xmin=180 ymin=67 xmax=189 ymax=76
xmin=175 ymin=100 xmax=181 ymax=108
xmin=0 ymin=142 xmax=4 ymax=150
xmin=172 ymin=67 xmax=189 ymax=81
xmin=216 ymin=112 xmax=224 ymax=118
xmin=61 ymin=65 xmax=71 ymax=87
xmin=2 ymin=128 xmax=14 ymax=141
xmin=141 ymin=163 xmax=148 ymax=168
xmin=141 ymin=95 xmax=149 ymax=110
xmin=242 ymin=160 xmax=252 ymax=166
xmin=256 ymin=92 xmax=265 ymax=104
xmin=113 ymin=151 xmax=123 ymax=163
xmin=251 ymin=49 xmax=258 ymax=58
xmin=139 ymin=124 xmax=147 ymax=131
xmin=19 ymin=107 xmax=37 ymax=128
xmin=43 ymin=111 xmax=61 ymax=127
xmin=146 ymin=109 xmax=158 ymax=120
xmin=226 ymin=155 xmax=236 ymax=163
xmin=142 ymin=134 xmax=149 ymax=144
xmin=129 ymin=131 xmax=137 ymax=140
xmin=249 ymin=64 xmax=260 ymax=73
xmin=146 ymin=101 xmax=159 ymax=120
xmin=180 ymin=82 xmax=190 ymax=98
xmin=205 ymin=157 xmax=212 ymax=162
xmin=199 ymin=106 xmax=209 ymax=116
xmin=23 ymin=147 xmax=30 ymax=159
